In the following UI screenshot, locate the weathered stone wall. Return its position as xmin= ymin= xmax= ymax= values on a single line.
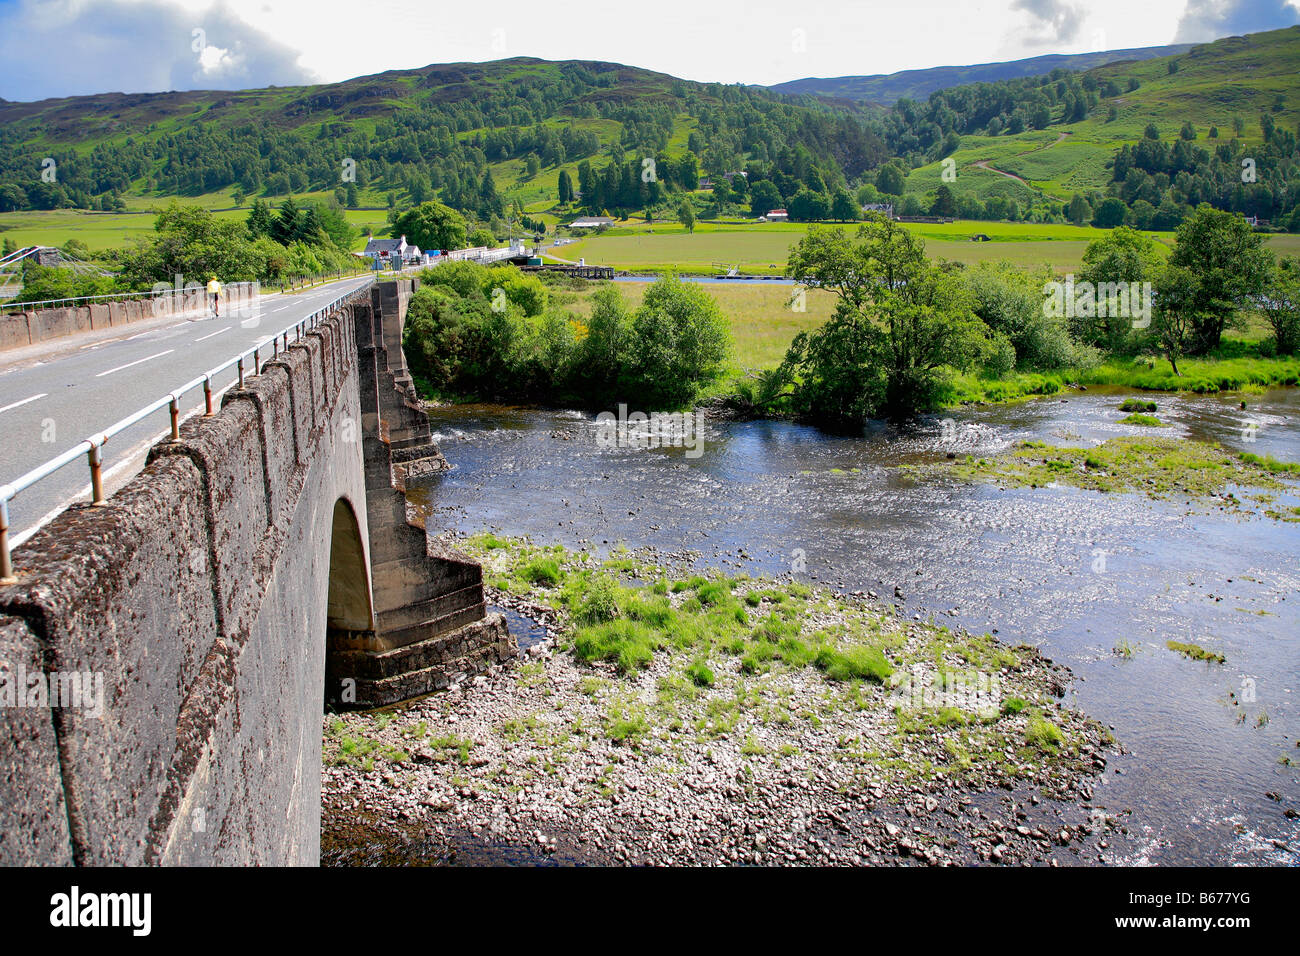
xmin=0 ymin=290 xmax=372 ymax=865
xmin=0 ymin=284 xmax=257 ymax=353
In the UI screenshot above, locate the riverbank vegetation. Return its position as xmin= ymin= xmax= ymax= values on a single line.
xmin=401 ymin=207 xmax=1300 ymax=421
xmin=455 ymin=534 xmax=1105 ymax=791
xmin=403 ymin=262 xmax=731 ymax=408
xmin=905 ymin=435 xmax=1300 ymax=520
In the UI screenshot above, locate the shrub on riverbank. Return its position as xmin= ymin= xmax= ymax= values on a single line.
xmin=403 ymin=261 xmax=731 ymax=409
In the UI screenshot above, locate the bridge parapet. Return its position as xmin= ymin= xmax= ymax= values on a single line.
xmin=0 ymin=289 xmax=373 ymax=865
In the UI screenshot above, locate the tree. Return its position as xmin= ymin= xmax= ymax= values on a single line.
xmin=678 ymin=199 xmax=696 ymax=233
xmin=831 ymin=188 xmax=860 ymax=222
xmin=1152 ymin=265 xmax=1197 ymax=375
xmin=468 ymin=227 xmax=496 ymax=249
xmin=875 ymin=163 xmax=905 ymax=197
xmin=1067 ymin=193 xmax=1091 ymax=226
xmin=749 ymin=180 xmax=782 ymax=218
xmin=930 ymin=185 xmax=957 ymax=219
xmin=119 ymin=202 xmax=266 ymax=286
xmin=391 ymin=201 xmax=468 ymax=253
xmin=1092 ymin=197 xmax=1127 ymax=229
xmin=780 ymin=217 xmax=985 ymax=420
xmin=246 ymin=198 xmax=274 ymax=238
xmin=1261 ymin=257 xmax=1300 ymax=355
xmin=271 ymin=197 xmax=301 ymax=246
xmin=1077 ymin=226 xmax=1163 ymax=350
xmin=624 ymin=276 xmax=732 ymax=408
xmin=557 ymin=169 xmax=574 ymax=205
xmin=1168 ymin=204 xmax=1272 ymax=353
xmin=788 ymin=187 xmax=830 ymax=222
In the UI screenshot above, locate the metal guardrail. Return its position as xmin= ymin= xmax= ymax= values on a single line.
xmin=3 ymin=268 xmax=371 ymax=313
xmin=0 ymin=275 xmax=376 ymax=582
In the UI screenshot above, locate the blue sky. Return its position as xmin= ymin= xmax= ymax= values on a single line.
xmin=0 ymin=0 xmax=1297 ymax=101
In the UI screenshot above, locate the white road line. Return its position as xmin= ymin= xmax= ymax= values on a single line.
xmin=95 ymin=349 xmax=174 ymax=378
xmin=0 ymin=392 xmax=46 ymax=414
xmin=195 ymin=326 xmax=231 ymax=343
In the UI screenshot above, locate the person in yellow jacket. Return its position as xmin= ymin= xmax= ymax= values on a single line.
xmin=206 ymin=276 xmax=221 ymax=317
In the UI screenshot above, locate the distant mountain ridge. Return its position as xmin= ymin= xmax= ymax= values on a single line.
xmin=769 ymin=44 xmax=1195 ymax=104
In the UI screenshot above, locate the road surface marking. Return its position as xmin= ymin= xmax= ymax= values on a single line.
xmin=0 ymin=392 xmax=46 ymax=414
xmin=95 ymin=349 xmax=174 ymax=378
xmin=195 ymin=326 xmax=231 ymax=343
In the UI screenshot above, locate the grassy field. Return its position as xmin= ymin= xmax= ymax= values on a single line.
xmin=558 ymin=276 xmax=1299 ymax=408
xmin=558 ymin=221 xmax=1299 ymax=275
xmin=558 ymin=280 xmax=836 ymax=369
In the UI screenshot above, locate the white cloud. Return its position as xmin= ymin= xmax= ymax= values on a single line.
xmin=1174 ymin=0 xmax=1300 ymax=42
xmin=0 ymin=0 xmax=316 ymax=101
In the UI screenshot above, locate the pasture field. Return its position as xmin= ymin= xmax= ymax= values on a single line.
xmin=558 ymin=279 xmax=836 ymax=370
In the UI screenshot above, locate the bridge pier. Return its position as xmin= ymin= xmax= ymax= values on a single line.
xmin=325 ymin=279 xmax=514 ymax=709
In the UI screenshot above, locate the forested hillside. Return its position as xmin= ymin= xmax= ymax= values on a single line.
xmin=0 ymin=28 xmax=1296 ymax=234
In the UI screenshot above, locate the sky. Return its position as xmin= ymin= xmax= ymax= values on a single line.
xmin=0 ymin=0 xmax=1297 ymax=101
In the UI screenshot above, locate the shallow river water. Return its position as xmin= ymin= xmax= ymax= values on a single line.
xmin=410 ymin=386 xmax=1300 ymax=866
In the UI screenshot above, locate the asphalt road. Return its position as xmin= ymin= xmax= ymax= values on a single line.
xmin=0 ymin=275 xmax=375 ymax=544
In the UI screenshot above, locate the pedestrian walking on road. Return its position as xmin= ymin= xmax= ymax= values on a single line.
xmin=206 ymin=276 xmax=222 ymax=318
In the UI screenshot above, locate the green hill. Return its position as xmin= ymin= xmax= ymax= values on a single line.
xmin=884 ymin=27 xmax=1300 ymax=228
xmin=0 ymin=58 xmax=882 ymax=229
xmin=0 ymin=27 xmax=1297 ymax=250
xmin=769 ymin=44 xmax=1193 ymax=105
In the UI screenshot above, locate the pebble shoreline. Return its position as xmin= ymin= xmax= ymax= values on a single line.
xmin=322 ymin=548 xmax=1128 ymax=867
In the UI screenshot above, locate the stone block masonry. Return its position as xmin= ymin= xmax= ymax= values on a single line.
xmin=0 ymin=280 xmax=511 ymax=864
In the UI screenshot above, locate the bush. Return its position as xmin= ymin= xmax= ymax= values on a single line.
xmin=686 ymin=661 xmax=715 ymax=687
xmin=520 ymin=556 xmax=561 ymax=586
xmin=574 ymin=575 xmax=620 ymax=625
xmin=812 ymin=644 xmax=893 ymax=683
xmin=573 ymin=619 xmax=660 ymax=673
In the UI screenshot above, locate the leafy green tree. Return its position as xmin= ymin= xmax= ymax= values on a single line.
xmin=392 ymin=201 xmax=468 ymax=253
xmin=1261 ymin=257 xmax=1300 ymax=354
xmin=788 ymin=187 xmax=830 ymax=222
xmin=678 ymin=199 xmax=696 ymax=233
xmin=1151 ymin=264 xmax=1197 ymax=375
xmin=749 ymin=180 xmax=782 ymax=217
xmin=1168 ymin=204 xmax=1272 ymax=353
xmin=780 ymin=218 xmax=986 ymax=420
xmin=930 ymin=185 xmax=957 ymax=219
xmin=1066 ymin=193 xmax=1090 ymax=226
xmin=875 ymin=163 xmax=905 ymax=197
xmin=468 ymin=227 xmax=497 ymax=248
xmin=624 ymin=275 xmax=732 ymax=408
xmin=120 ymin=202 xmax=266 ymax=285
xmin=13 ymin=263 xmax=116 ymax=304
xmin=1077 ymin=226 xmax=1163 ymax=351
xmin=1091 ymin=197 xmax=1127 ymax=229
xmin=831 ymin=188 xmax=860 ymax=222
xmin=558 ymin=169 xmax=574 ymax=204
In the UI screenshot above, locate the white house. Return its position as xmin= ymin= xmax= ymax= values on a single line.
xmin=363 ymin=235 xmax=423 ymax=268
xmin=569 ymin=216 xmax=616 ymax=229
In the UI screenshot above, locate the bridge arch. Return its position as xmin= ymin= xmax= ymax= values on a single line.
xmin=326 ymin=497 xmax=373 ymax=635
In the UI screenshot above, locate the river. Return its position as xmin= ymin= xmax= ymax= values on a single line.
xmin=408 ymin=386 xmax=1300 ymax=866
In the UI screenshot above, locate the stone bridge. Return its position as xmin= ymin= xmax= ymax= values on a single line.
xmin=0 ymin=279 xmax=513 ymax=865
